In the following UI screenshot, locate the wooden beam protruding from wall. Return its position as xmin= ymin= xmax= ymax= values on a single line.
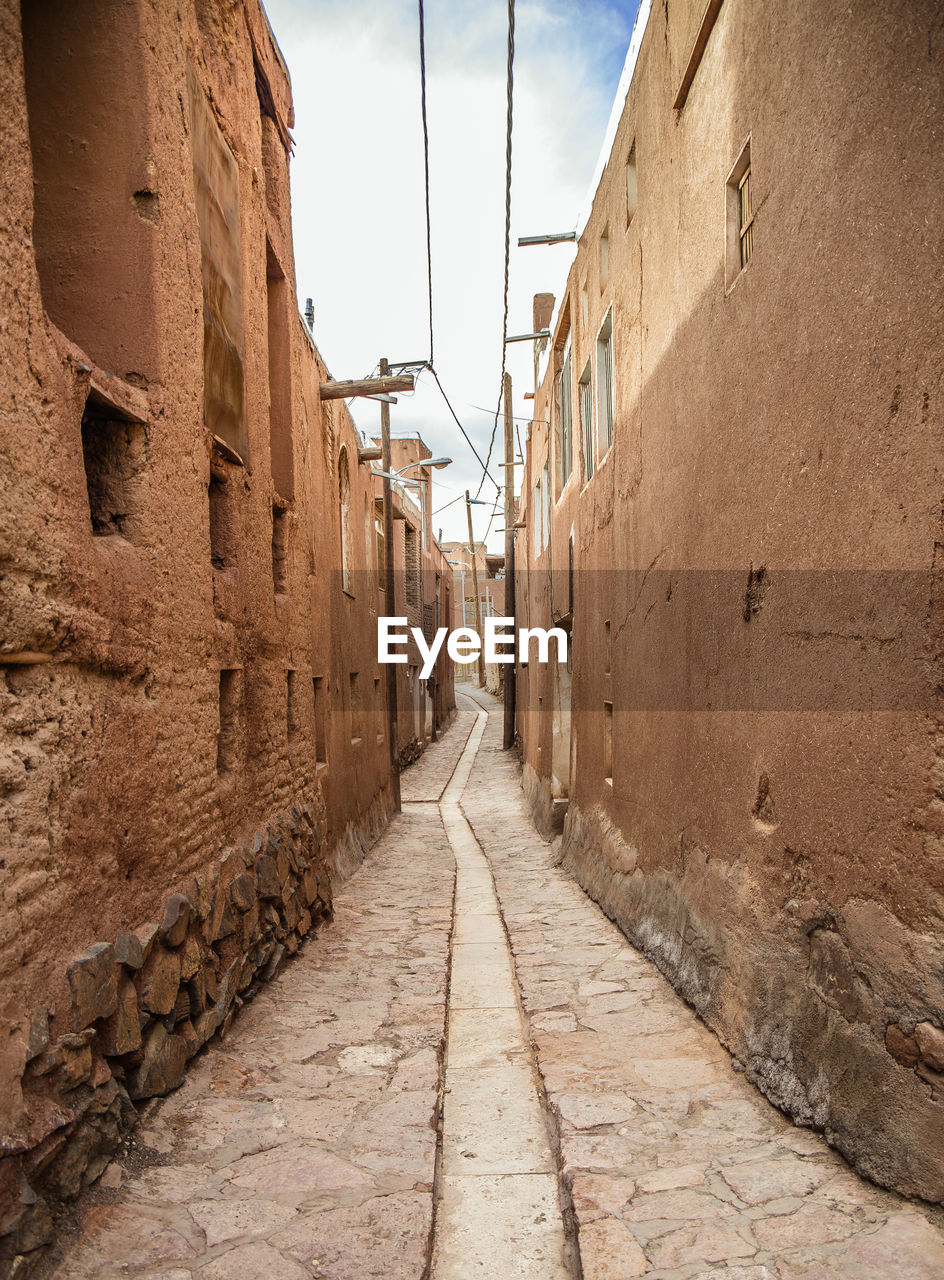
xmin=319 ymin=376 xmax=414 ymax=401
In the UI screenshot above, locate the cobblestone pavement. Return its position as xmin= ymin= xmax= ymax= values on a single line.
xmin=40 ymin=798 xmax=458 ymax=1279
xmin=460 ymin=687 xmax=944 ymax=1280
xmin=42 ymin=689 xmax=944 ymax=1280
xmin=400 ymin=698 xmax=476 ymax=803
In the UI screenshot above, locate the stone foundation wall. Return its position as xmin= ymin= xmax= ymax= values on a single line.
xmin=0 ymin=792 xmax=392 ymax=1274
xmin=558 ymin=800 xmax=944 ymax=1204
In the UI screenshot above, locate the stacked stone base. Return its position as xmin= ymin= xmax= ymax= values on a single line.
xmin=0 ymin=799 xmax=344 ymax=1276
xmin=557 ymin=799 xmax=944 ymax=1206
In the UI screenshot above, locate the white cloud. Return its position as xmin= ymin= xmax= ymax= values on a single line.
xmin=263 ymin=0 xmax=639 ymax=545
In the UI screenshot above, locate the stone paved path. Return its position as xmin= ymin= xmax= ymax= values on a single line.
xmin=400 ymin=699 xmax=475 ymax=804
xmin=431 ymin=695 xmax=569 ymax=1278
xmin=460 ymin=687 xmax=944 ymax=1280
xmin=40 ymin=800 xmax=457 ymax=1279
xmin=41 ymin=688 xmax=944 ymax=1280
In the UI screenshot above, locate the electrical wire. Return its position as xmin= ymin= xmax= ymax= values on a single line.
xmin=467 ymin=401 xmax=545 ymax=425
xmin=476 ymin=0 xmax=516 ymax=498
xmin=427 ymin=368 xmax=501 ymax=492
xmin=417 ymin=0 xmax=434 ymax=367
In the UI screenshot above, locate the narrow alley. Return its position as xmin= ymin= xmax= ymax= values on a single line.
xmin=3 ymin=0 xmax=944 ymax=1276
xmin=36 ymin=697 xmax=944 ymax=1280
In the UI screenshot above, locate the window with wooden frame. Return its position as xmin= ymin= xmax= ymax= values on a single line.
xmin=738 ymin=165 xmax=754 ymax=267
xmin=596 ymin=310 xmax=614 ymax=456
xmin=725 ymin=137 xmax=754 ymax=289
xmin=579 ymin=360 xmax=594 ymax=482
xmin=557 ymin=333 xmax=573 ymax=494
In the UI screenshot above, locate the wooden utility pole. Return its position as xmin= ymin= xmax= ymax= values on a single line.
xmin=465 ymin=491 xmax=486 ymax=687
xmin=380 ymin=357 xmax=401 ymax=812
xmin=502 ymin=372 xmax=517 ymax=749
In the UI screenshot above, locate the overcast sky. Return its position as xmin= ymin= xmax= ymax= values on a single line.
xmin=263 ymin=0 xmax=641 ymax=548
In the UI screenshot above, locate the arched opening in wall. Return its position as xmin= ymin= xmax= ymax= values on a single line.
xmin=21 ymin=0 xmax=159 ymax=381
xmin=266 ymin=240 xmax=294 ymax=499
xmin=338 ymin=447 xmax=353 ymax=594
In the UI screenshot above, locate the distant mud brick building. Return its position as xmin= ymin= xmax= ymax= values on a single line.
xmin=0 ymin=1 xmax=452 ymax=1266
xmin=372 ymin=435 xmax=457 ymax=763
xmin=517 ymin=0 xmax=944 ymax=1202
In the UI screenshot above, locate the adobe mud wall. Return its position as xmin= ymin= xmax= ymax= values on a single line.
xmin=0 ymin=0 xmax=418 ymax=1270
xmin=518 ymin=0 xmax=944 ymax=1201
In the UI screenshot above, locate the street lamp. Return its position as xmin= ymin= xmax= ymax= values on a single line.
xmin=371 ymin=457 xmax=452 ymax=480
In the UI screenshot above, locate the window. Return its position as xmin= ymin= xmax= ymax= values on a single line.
xmin=600 ymin=224 xmax=609 ymax=291
xmin=313 ymin=676 xmax=328 ymax=766
xmin=738 ymin=165 xmax=754 ymax=268
xmin=579 ymin=360 xmax=594 ymax=482
xmin=375 ymin=502 xmax=386 ymax=590
xmin=626 ymin=143 xmax=637 ymax=226
xmin=557 ymin=334 xmax=573 ymax=493
xmin=603 ymin=701 xmax=613 ymax=786
xmin=404 ymin=524 xmax=421 ymax=613
xmin=81 ymin=395 xmax=146 ymax=541
xmin=726 ymin=137 xmax=753 ymax=289
xmin=596 ymin=311 xmax=614 ymax=456
xmin=272 ymin=505 xmax=288 ymax=594
xmin=338 ymin=447 xmax=353 ymax=594
xmin=266 ymin=241 xmax=294 ymax=499
xmin=604 ymin=620 xmax=612 ymax=674
xmin=217 ymin=669 xmax=241 ymax=777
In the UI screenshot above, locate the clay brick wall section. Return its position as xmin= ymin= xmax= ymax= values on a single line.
xmin=517 ymin=0 xmax=944 ymax=1203
xmin=0 ymin=0 xmax=452 ymax=1267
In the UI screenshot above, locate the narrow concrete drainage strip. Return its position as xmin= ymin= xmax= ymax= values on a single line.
xmin=429 ymin=695 xmax=570 ymax=1279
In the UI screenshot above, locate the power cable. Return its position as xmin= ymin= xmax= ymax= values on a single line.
xmin=427 ymin=368 xmax=501 ymax=492
xmin=476 ymin=0 xmax=515 ymax=498
xmin=417 ymin=0 xmax=435 ymax=367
